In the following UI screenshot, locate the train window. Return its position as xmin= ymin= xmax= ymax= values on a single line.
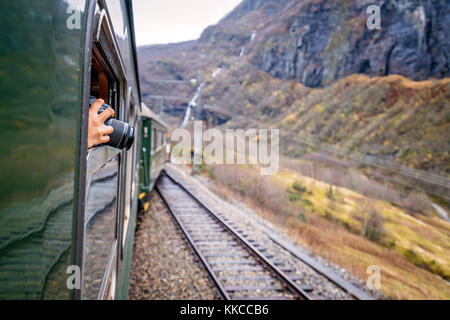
xmin=156 ymin=129 xmax=159 ymax=148
xmin=151 ymin=128 xmax=156 ymax=152
xmin=144 ymin=126 xmax=148 ymax=138
xmin=156 ymin=130 xmax=160 ymax=149
xmin=157 ymin=129 xmax=160 ymax=149
xmin=157 ymin=130 xmax=160 ymax=148
xmin=159 ymin=130 xmax=162 ymax=148
xmin=84 ymin=47 xmax=120 ymax=299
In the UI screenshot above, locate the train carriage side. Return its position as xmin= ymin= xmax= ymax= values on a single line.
xmin=0 ymin=0 xmax=143 ymax=300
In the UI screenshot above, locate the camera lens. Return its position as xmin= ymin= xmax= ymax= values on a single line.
xmin=89 ymin=96 xmax=135 ymax=150
xmin=104 ymin=118 xmax=135 ymax=150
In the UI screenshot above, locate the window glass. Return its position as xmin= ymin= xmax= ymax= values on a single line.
xmin=156 ymin=130 xmax=161 ymax=148
xmin=152 ymin=128 xmax=156 ymax=152
xmin=83 ymin=158 xmax=118 ymax=299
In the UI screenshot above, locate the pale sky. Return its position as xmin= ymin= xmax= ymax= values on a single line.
xmin=132 ymin=0 xmax=242 ymax=46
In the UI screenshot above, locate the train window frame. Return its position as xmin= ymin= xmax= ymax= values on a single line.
xmin=80 ymin=5 xmax=129 ymax=300
xmin=120 ymin=87 xmax=137 ymax=253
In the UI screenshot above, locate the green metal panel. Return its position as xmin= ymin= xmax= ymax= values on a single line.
xmin=139 ymin=119 xmax=152 ymax=194
xmin=117 ymin=198 xmax=137 ymax=300
xmin=0 ymin=0 xmax=87 ymax=299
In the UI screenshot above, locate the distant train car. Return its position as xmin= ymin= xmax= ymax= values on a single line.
xmin=138 ymin=103 xmax=168 ymax=212
xmin=0 ymin=0 xmax=164 ymax=300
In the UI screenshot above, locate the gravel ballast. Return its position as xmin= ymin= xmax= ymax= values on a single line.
xmin=128 ymin=191 xmax=219 ymax=300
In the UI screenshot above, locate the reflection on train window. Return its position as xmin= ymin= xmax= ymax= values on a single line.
xmin=83 ymin=158 xmax=118 ymax=299
xmin=122 ymin=102 xmax=136 ymax=247
xmin=104 ymin=249 xmax=117 ymax=300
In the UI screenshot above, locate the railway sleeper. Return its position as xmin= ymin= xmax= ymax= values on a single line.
xmin=225 ymin=284 xmax=285 ymax=292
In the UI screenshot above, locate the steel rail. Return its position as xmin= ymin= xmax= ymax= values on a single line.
xmin=155 ymin=184 xmax=230 ymax=300
xmin=158 ymin=170 xmax=312 ymax=300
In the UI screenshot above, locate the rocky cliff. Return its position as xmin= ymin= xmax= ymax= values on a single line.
xmin=200 ymin=0 xmax=449 ymax=87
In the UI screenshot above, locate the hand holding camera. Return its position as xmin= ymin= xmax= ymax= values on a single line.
xmin=88 ymin=97 xmax=135 ymax=150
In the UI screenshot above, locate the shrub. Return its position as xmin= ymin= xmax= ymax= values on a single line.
xmin=288 ymin=192 xmax=302 ymax=202
xmin=362 ymin=208 xmax=385 ymax=242
xmin=389 ymin=239 xmax=396 ymax=248
xmin=300 ymin=199 xmax=314 ymax=209
xmin=327 ymin=185 xmax=334 ymax=200
xmin=292 ymin=181 xmax=307 ymax=193
xmin=298 ymin=211 xmax=308 ymax=222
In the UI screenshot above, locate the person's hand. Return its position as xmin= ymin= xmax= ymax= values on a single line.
xmin=87 ymin=99 xmax=115 ymax=148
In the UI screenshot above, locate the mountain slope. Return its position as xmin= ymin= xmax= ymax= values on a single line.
xmin=201 ymin=0 xmax=450 ymax=87
xmin=137 ymin=0 xmax=450 ymax=173
xmin=201 ymin=62 xmax=450 ymax=174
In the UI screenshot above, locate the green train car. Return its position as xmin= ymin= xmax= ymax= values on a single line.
xmin=0 ymin=0 xmax=167 ymax=299
xmin=138 ymin=103 xmax=168 ymax=212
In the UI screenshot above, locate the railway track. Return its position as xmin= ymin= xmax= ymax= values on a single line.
xmin=156 ymin=170 xmax=313 ymax=300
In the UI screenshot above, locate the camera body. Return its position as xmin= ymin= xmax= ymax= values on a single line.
xmin=89 ymin=96 xmax=135 ymax=150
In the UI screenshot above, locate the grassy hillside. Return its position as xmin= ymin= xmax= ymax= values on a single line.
xmin=200 ymin=163 xmax=450 ymax=299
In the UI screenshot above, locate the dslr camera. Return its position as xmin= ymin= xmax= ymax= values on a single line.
xmin=90 ymin=96 xmax=135 ymax=150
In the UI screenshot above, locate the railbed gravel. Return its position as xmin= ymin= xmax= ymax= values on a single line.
xmin=166 ymin=164 xmax=381 ymax=300
xmin=128 ymin=191 xmax=219 ymax=300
